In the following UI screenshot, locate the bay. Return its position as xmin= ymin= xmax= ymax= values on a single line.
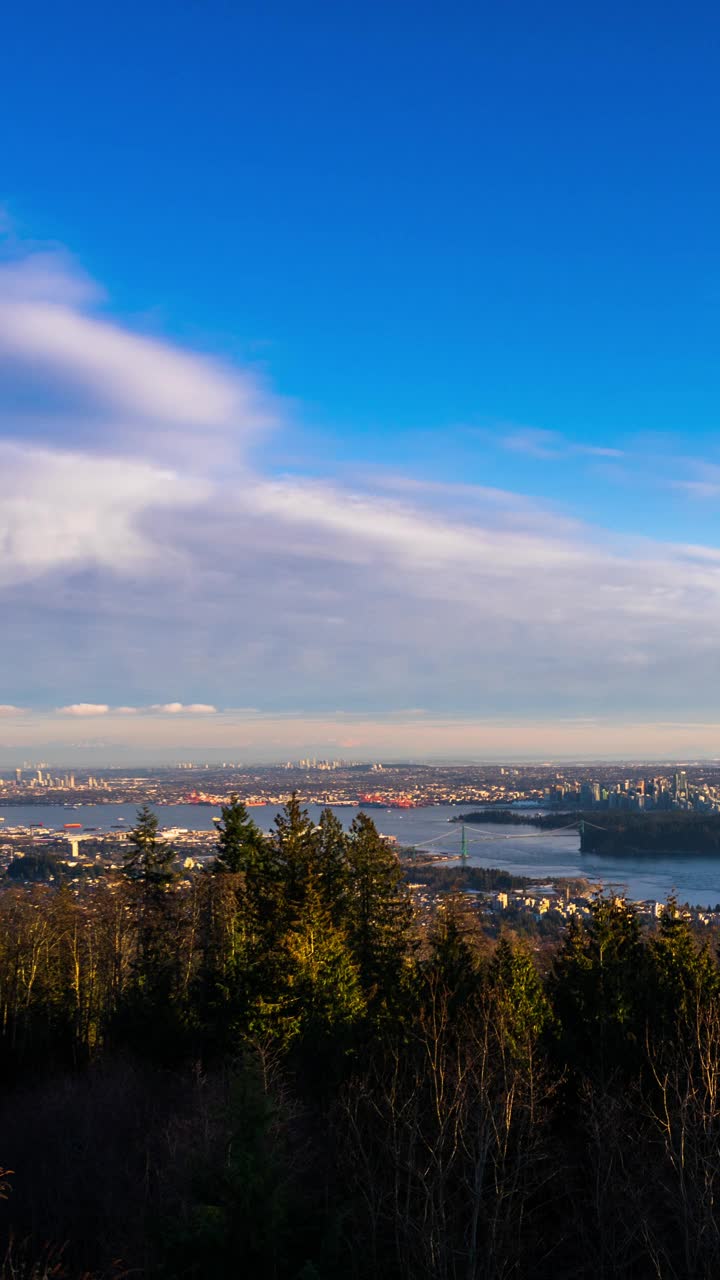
xmin=1 ymin=802 xmax=720 ymax=906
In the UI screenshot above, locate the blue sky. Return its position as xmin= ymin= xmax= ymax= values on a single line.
xmin=2 ymin=1 xmax=720 ymax=760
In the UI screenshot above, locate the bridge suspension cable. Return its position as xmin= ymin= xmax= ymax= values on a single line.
xmin=411 ymin=818 xmax=584 ymax=849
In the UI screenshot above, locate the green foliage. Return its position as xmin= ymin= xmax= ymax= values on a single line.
xmin=213 ymin=794 xmax=266 ymax=874
xmin=490 ymin=934 xmax=552 ymax=1057
xmin=426 ymin=897 xmax=482 ymax=1012
xmin=254 ymin=885 xmax=365 ymax=1052
xmin=271 ymin=792 xmax=317 ymax=916
xmin=407 ymin=862 xmax=532 ymax=891
xmin=646 ymin=897 xmax=720 ymax=1034
xmin=345 ymin=813 xmax=415 ymax=1006
xmin=314 ymin=808 xmax=349 ymax=926
xmin=5 ymin=853 xmax=62 ymax=883
xmin=7 ymin=800 xmax=720 ymax=1280
xmin=122 ymin=804 xmax=175 ymax=892
xmin=552 ymin=894 xmax=646 ymax=1080
xmin=580 ymin=812 xmax=720 ymax=854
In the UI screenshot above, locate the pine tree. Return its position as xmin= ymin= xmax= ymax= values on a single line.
xmin=490 ymin=934 xmax=551 ymax=1059
xmin=281 ymin=882 xmax=365 ymax=1048
xmin=123 ymin=805 xmax=175 ymax=893
xmin=119 ymin=807 xmax=183 ymax=1052
xmin=552 ymin=894 xmax=645 ymax=1081
xmin=314 ymin=808 xmax=349 ymax=926
xmin=646 ymin=896 xmax=720 ymax=1036
xmin=272 ymin=792 xmax=316 ymax=915
xmin=345 ymin=813 xmax=414 ymax=1003
xmin=426 ymin=896 xmax=481 ymax=1014
xmin=213 ymin=795 xmax=266 ymax=875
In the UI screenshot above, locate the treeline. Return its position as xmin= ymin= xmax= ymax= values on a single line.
xmin=456 ymin=809 xmax=573 ymax=827
xmin=2 ymin=799 xmax=720 ymax=1276
xmin=580 ymin=811 xmax=720 ymax=854
xmin=458 ymin=808 xmax=720 ymax=856
xmin=406 ymin=862 xmax=532 ymax=890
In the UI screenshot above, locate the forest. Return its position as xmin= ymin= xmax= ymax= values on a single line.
xmin=456 ymin=810 xmax=574 ymax=828
xmin=579 ymin=811 xmax=720 ymax=854
xmin=460 ymin=808 xmax=720 ymax=855
xmin=2 ymin=796 xmax=720 ymax=1278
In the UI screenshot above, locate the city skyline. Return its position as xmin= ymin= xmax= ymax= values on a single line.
xmin=3 ymin=3 xmax=720 ymax=759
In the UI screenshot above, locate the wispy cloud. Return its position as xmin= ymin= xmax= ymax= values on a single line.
xmin=2 ymin=232 xmax=720 ymax=750
xmin=501 ymin=426 xmax=624 ymax=459
xmin=672 ymin=462 xmax=720 ymax=500
xmin=0 ymin=243 xmax=279 ymax=469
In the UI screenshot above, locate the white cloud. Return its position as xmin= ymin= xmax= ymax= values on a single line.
xmin=0 ymin=301 xmax=248 ymax=429
xmin=0 ymin=250 xmax=102 ymax=305
xmin=0 ymin=441 xmax=208 ymax=587
xmin=58 ymin=704 xmax=110 ymax=716
xmin=2 ymin=232 xmax=720 ymax=739
xmin=51 ymin=703 xmax=218 ymax=717
xmin=0 ymin=244 xmax=280 ymax=472
xmin=0 ymin=705 xmax=22 ymax=716
xmin=148 ymin=703 xmax=217 ymax=715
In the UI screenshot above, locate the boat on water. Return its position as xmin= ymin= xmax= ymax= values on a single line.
xmin=359 ymin=793 xmax=420 ymax=809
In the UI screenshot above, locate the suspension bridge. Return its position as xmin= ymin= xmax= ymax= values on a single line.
xmin=407 ymin=817 xmax=605 ymax=865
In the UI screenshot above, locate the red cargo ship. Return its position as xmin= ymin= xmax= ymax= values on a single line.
xmin=359 ymin=793 xmax=418 ymax=809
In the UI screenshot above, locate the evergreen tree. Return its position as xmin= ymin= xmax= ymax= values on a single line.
xmin=314 ymin=808 xmax=349 ymax=926
xmin=213 ymin=795 xmax=266 ymax=875
xmin=345 ymin=813 xmax=414 ymax=1004
xmin=123 ymin=805 xmax=175 ymax=894
xmin=552 ymin=894 xmax=645 ymax=1082
xmin=426 ymin=897 xmax=481 ymax=1015
xmin=646 ymin=896 xmax=720 ymax=1036
xmin=267 ymin=883 xmax=365 ymax=1052
xmin=120 ymin=807 xmax=182 ymax=1052
xmin=490 ymin=934 xmax=551 ymax=1059
xmin=272 ymin=792 xmax=316 ymax=916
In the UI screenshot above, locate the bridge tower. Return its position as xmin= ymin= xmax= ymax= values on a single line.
xmin=460 ymin=824 xmax=469 ymax=865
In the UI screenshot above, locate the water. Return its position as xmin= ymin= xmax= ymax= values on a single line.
xmin=2 ymin=802 xmax=720 ymax=906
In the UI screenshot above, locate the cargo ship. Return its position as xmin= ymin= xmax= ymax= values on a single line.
xmin=359 ymin=793 xmax=419 ymax=809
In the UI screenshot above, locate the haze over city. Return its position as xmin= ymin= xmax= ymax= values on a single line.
xmin=3 ymin=2 xmax=720 ymax=761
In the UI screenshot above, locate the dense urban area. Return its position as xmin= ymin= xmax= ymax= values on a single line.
xmin=5 ymin=760 xmax=720 ymax=929
xmin=4 ymin=757 xmax=720 ymax=809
